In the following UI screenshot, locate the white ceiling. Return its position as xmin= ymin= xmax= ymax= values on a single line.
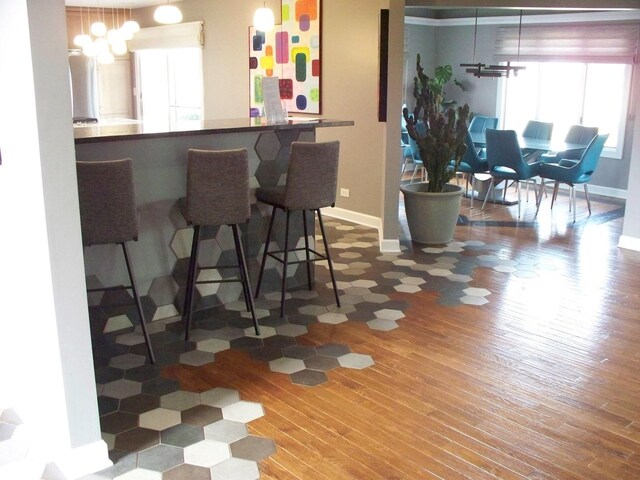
xmin=65 ymin=1 xmax=169 ymax=7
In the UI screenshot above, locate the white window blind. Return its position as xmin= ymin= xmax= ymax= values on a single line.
xmin=127 ymin=21 xmax=204 ymax=51
xmin=495 ymin=24 xmax=639 ymax=64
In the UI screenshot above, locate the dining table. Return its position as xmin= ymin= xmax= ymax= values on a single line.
xmin=470 ymin=131 xmax=590 ymax=156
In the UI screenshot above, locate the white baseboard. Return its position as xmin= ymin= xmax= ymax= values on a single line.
xmin=554 ymin=182 xmax=627 ymax=200
xmin=618 ymin=235 xmax=640 ymax=252
xmin=47 ymin=440 xmax=112 ymax=480
xmin=320 ymin=207 xmax=401 ymax=253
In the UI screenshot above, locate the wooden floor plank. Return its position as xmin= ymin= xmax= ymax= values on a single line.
xmin=161 ymin=191 xmax=640 ymax=479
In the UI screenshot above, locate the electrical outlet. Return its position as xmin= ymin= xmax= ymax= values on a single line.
xmin=340 ymin=188 xmax=350 ymax=198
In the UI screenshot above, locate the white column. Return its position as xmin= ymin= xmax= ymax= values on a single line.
xmin=0 ymin=0 xmax=110 ymax=478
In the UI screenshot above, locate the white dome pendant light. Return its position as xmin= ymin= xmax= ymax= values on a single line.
xmin=154 ymin=2 xmax=183 ymax=25
xmin=254 ymin=2 xmax=274 ymax=32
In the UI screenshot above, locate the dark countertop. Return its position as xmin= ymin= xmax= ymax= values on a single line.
xmin=74 ymin=117 xmax=354 ymax=144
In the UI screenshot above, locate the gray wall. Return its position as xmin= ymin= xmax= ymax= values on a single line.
xmin=404 ymin=17 xmax=637 ymax=194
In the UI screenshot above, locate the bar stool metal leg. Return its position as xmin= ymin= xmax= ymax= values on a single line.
xmin=302 ymin=210 xmax=312 ymax=290
xmin=280 ymin=210 xmax=291 ymax=318
xmin=122 ymin=242 xmax=155 ymax=363
xmin=316 ymin=209 xmax=340 ymax=308
xmin=231 ymin=224 xmax=259 ymax=335
xmin=255 ymin=206 xmax=277 ymax=298
xmin=184 ymin=225 xmax=201 ymax=341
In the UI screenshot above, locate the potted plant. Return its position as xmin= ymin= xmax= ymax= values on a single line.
xmin=401 ymin=54 xmax=470 ymax=244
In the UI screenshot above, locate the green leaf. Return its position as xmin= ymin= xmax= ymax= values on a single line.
xmin=434 ymin=65 xmax=452 ymax=86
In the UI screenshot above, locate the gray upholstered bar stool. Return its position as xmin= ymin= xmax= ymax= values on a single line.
xmin=182 ymin=148 xmax=260 ymax=341
xmin=76 ymin=158 xmax=155 ymax=363
xmin=255 ymin=141 xmax=341 ymax=318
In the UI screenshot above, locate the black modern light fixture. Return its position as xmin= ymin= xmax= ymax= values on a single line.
xmin=461 ymin=10 xmax=526 ymax=78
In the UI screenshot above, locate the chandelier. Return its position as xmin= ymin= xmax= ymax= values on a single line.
xmin=72 ymin=7 xmax=140 ymax=64
xmin=460 ymin=10 xmax=526 ymax=78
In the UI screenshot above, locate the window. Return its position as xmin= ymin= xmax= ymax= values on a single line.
xmin=128 ymin=22 xmax=205 ymax=131
xmin=136 ymin=48 xmax=203 ymax=131
xmin=500 ymin=62 xmax=630 ymax=158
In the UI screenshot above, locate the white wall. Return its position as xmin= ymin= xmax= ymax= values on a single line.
xmin=0 ymin=0 xmax=109 ymax=477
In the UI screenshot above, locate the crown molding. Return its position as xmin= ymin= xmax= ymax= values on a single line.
xmin=406 ymin=10 xmax=640 ymax=26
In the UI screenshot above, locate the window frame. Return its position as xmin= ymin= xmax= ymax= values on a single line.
xmin=497 ymin=60 xmax=632 ymax=160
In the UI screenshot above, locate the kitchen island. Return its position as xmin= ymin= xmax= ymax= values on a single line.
xmin=74 ymin=117 xmax=354 ymax=323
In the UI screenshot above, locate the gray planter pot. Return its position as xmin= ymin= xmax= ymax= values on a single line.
xmin=400 ymin=182 xmax=464 ymax=245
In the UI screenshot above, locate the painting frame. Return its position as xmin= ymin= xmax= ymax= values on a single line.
xmin=249 ymin=0 xmax=322 ymax=116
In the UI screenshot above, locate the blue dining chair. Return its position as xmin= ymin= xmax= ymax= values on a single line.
xmin=403 ymin=120 xmax=426 ymax=183
xmin=481 ymin=129 xmax=543 ymax=219
xmin=521 ymin=120 xmax=554 ymax=159
xmin=450 ymin=130 xmax=488 ymax=208
xmin=541 ymin=125 xmax=599 ymax=164
xmin=468 ymin=115 xmax=498 ymax=158
xmin=536 ymin=133 xmax=609 ymax=222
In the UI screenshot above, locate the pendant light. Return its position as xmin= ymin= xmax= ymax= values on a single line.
xmin=121 ymin=6 xmax=140 ymax=39
xmin=73 ymin=7 xmax=91 ymax=47
xmin=90 ymin=7 xmax=107 ymax=37
xmin=461 ymin=10 xmax=526 ymax=78
xmin=154 ymin=2 xmax=183 ymax=24
xmin=254 ymin=2 xmax=275 ymax=32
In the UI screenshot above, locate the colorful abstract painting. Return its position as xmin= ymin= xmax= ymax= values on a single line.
xmin=249 ymin=0 xmax=321 ymax=116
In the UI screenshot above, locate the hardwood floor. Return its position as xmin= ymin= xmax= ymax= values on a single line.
xmin=165 ymin=185 xmax=640 ymax=479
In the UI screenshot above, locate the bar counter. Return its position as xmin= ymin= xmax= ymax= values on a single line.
xmin=74 ymin=117 xmax=354 ymax=323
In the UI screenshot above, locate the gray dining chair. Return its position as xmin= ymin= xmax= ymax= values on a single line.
xmin=77 ymin=158 xmax=155 ymax=364
xmin=254 ymin=141 xmax=341 ymax=318
xmin=182 ymin=148 xmax=260 ymax=341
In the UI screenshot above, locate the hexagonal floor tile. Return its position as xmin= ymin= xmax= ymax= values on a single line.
xmin=200 ymin=388 xmax=240 ymax=408
xmin=209 ymin=457 xmax=260 ymax=480
xmin=269 ymin=357 xmax=306 ymax=374
xmin=138 ymin=408 xmax=181 ymax=431
xmin=222 ymin=401 xmax=264 ymax=423
xmin=160 ymin=390 xmax=201 ymax=411
xmin=203 ymin=419 xmax=248 ymax=444
xmin=230 ymin=435 xmax=277 ymax=461
xmin=183 ymin=439 xmax=230 ymax=468
xmin=338 ymin=353 xmax=375 ymax=370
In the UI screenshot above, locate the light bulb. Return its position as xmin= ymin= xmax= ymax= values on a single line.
xmin=73 ymin=33 xmax=91 ymax=47
xmin=121 ymin=20 xmax=140 ymax=34
xmin=94 ymin=38 xmax=109 ymax=55
xmin=97 ymin=51 xmax=115 ymax=65
xmin=154 ymin=5 xmax=183 ymax=24
xmin=82 ymin=41 xmax=97 ymax=57
xmin=253 ymin=7 xmax=274 ymax=32
xmin=107 ymin=29 xmax=123 ymax=45
xmin=111 ymin=41 xmax=128 ymax=56
xmin=90 ymin=21 xmax=107 ymax=37
xmin=119 ymin=27 xmax=134 ymax=41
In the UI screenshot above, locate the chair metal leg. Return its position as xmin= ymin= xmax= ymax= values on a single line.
xmin=469 ymin=175 xmax=475 ymax=209
xmin=183 ymin=225 xmax=200 ymax=341
xmin=410 ymin=164 xmax=418 ymax=183
xmin=572 ymin=186 xmax=577 ymax=222
xmin=584 ymin=184 xmax=592 ymax=216
xmin=317 ymin=209 xmax=340 ymax=308
xmin=121 ymin=242 xmax=155 ymax=363
xmin=302 ymin=210 xmax=312 ymax=290
xmin=516 ymin=181 xmax=521 ymax=219
xmin=535 ymin=180 xmax=545 ymax=218
xmin=255 ymin=207 xmax=277 ymax=298
xmin=280 ymin=210 xmax=291 ymax=318
xmin=231 ymin=224 xmax=259 ymax=336
xmin=550 ymin=182 xmax=560 ymax=210
xmin=481 ymin=177 xmax=495 ymax=210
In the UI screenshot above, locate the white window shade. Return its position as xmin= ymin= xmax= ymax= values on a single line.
xmin=127 ymin=21 xmax=204 ymax=51
xmin=495 ymin=24 xmax=639 ymax=64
